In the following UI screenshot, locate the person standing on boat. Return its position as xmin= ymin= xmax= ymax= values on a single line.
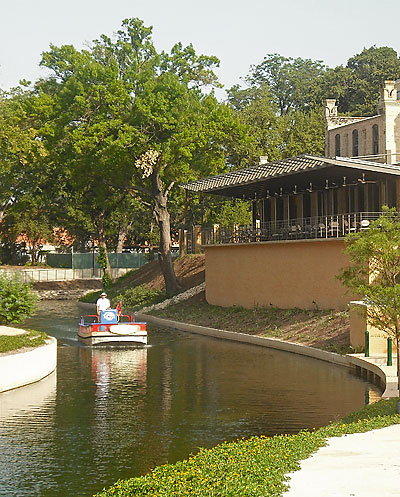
xmin=96 ymin=292 xmax=111 ymax=322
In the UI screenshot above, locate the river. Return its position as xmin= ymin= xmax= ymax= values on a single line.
xmin=0 ymin=301 xmax=381 ymax=497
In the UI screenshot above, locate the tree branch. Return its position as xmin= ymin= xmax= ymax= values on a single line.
xmin=165 ymin=181 xmax=175 ymax=198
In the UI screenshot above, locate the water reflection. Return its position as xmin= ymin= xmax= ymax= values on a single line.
xmin=0 ymin=371 xmax=56 ymax=421
xmin=0 ymin=302 xmax=382 ymax=497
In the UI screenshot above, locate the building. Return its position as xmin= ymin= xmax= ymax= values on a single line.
xmin=325 ymin=80 xmax=400 ymax=165
xmin=182 ymin=79 xmax=400 ymax=312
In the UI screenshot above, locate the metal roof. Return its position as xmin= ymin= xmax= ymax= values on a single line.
xmin=181 ymin=155 xmax=400 ymax=199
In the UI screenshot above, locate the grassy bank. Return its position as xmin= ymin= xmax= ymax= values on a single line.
xmin=151 ymin=298 xmax=353 ymax=354
xmin=0 ymin=330 xmax=49 ymax=353
xmin=94 ymin=398 xmax=400 ymax=497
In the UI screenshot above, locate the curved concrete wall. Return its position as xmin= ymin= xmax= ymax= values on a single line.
xmin=0 ymin=338 xmax=57 ymax=393
xmin=137 ymin=312 xmax=397 ymax=397
xmin=135 ymin=312 xmax=349 ymax=367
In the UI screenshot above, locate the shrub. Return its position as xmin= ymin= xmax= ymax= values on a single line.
xmin=102 ymin=271 xmax=112 ymax=289
xmin=113 ymin=284 xmax=165 ymax=311
xmin=0 ymin=273 xmax=37 ymax=324
xmin=79 ymin=290 xmax=102 ymax=303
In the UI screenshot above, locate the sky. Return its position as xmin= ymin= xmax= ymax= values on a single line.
xmin=1 ymin=0 xmax=400 ymax=100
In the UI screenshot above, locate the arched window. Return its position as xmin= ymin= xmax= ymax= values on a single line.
xmin=372 ymin=124 xmax=379 ymax=155
xmin=335 ymin=134 xmax=341 ymax=156
xmin=352 ymin=129 xmax=359 ymax=157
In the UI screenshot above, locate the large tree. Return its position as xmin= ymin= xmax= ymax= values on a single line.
xmin=34 ymin=18 xmax=248 ymax=295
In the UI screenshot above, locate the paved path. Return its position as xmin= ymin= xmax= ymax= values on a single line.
xmin=0 ymin=325 xmax=26 ymax=336
xmin=285 ymin=424 xmax=400 ymax=496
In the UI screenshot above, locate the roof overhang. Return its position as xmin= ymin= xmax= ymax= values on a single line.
xmin=181 ymin=155 xmax=400 ymax=200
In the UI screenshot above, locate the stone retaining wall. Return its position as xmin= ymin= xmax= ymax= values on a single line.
xmin=36 ymin=289 xmax=94 ymax=300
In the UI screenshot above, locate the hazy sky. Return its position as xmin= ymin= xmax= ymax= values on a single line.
xmin=1 ymin=0 xmax=399 ymax=99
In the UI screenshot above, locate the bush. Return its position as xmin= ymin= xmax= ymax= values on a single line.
xmin=79 ymin=290 xmax=102 ymax=303
xmin=102 ymin=271 xmax=112 ymax=289
xmin=0 ymin=273 xmax=37 ymax=324
xmin=113 ymin=284 xmax=165 ymax=311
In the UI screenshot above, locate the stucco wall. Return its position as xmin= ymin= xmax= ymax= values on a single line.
xmin=350 ymin=301 xmax=392 ymax=354
xmin=0 ymin=338 xmax=57 ymax=393
xmin=205 ymin=239 xmax=353 ymax=310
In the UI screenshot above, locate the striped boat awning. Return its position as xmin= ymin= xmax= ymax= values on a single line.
xmin=181 ymin=155 xmax=400 ymax=199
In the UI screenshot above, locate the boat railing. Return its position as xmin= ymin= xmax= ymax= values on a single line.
xmin=80 ymin=313 xmax=134 ymax=326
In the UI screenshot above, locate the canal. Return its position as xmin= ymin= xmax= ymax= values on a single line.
xmin=0 ymin=301 xmax=381 ymax=497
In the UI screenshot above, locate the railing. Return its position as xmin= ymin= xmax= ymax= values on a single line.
xmin=0 ymin=267 xmax=133 ymax=283
xmin=200 ymin=212 xmax=383 ymax=245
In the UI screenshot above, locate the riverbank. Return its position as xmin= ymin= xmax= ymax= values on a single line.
xmin=94 ymin=399 xmax=400 ymax=497
xmin=0 ymin=326 xmax=57 ymax=392
xmin=148 ymin=291 xmax=352 ymax=354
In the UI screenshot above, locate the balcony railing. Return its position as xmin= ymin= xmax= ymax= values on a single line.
xmin=201 ymin=212 xmax=383 ymax=245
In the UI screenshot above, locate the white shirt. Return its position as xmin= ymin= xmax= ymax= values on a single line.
xmin=96 ymin=297 xmax=111 ymax=312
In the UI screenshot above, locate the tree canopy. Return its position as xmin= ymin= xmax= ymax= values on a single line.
xmin=21 ymin=18 xmax=251 ymax=293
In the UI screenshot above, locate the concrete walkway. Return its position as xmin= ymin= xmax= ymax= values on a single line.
xmin=284 ymin=424 xmax=400 ymax=496
xmin=0 ymin=325 xmax=27 ymax=336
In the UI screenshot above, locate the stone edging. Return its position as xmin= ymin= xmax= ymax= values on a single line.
xmin=0 ymin=336 xmax=57 ymax=393
xmin=135 ymin=312 xmax=397 ymax=398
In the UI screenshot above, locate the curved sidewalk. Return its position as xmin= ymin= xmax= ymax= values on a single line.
xmin=0 ymin=326 xmax=57 ymax=392
xmin=284 ymin=423 xmax=400 ymax=496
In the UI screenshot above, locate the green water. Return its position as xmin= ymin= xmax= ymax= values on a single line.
xmin=0 ymin=301 xmax=380 ymax=497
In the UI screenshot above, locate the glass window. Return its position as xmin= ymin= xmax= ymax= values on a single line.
xmin=352 ymin=129 xmax=359 ymax=157
xmin=372 ymin=124 xmax=379 ymax=155
xmin=335 ymin=134 xmax=341 ymax=156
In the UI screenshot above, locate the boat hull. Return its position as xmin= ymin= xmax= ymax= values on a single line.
xmin=78 ymin=333 xmax=147 ymax=346
xmin=78 ymin=319 xmax=147 ymax=346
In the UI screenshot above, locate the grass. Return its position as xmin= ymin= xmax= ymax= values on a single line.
xmin=93 ymin=398 xmax=400 ymax=497
xmin=0 ymin=329 xmax=49 ymax=353
xmin=151 ymin=300 xmax=353 ymax=354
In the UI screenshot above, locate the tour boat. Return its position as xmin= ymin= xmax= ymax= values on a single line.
xmin=78 ymin=309 xmax=147 ymax=346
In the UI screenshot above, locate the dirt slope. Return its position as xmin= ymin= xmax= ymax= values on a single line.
xmin=118 ymin=254 xmax=205 ymax=291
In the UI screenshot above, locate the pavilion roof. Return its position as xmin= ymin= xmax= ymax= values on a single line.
xmin=181 ymin=155 xmax=400 ymax=199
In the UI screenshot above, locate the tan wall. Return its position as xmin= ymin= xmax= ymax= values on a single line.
xmin=349 ymin=302 xmax=391 ymax=354
xmin=327 ymin=115 xmax=383 ymax=158
xmin=205 ymin=239 xmax=354 ymax=310
xmin=383 ymin=100 xmax=400 ymax=163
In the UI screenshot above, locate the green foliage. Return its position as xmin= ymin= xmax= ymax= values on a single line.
xmin=338 ymin=207 xmax=400 ymax=388
xmin=102 ymin=271 xmax=112 ymax=289
xmin=246 ymin=54 xmax=327 ymax=115
xmin=96 ymin=247 xmax=108 ymax=272
xmin=227 ymin=79 xmax=325 ymax=164
xmin=94 ymin=399 xmax=400 ymax=497
xmin=338 ymin=207 xmax=400 ymax=338
xmin=113 ymin=284 xmax=165 ymax=311
xmin=0 ymin=273 xmax=37 ymax=324
xmin=206 ymin=198 xmax=252 ymax=227
xmin=343 ymin=46 xmax=400 ymax=116
xmin=79 ymin=290 xmax=102 ymax=303
xmin=0 ymin=329 xmax=48 ymax=353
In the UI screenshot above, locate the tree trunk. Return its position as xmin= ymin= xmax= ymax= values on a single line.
xmin=95 ymin=214 xmax=112 ymax=276
xmin=116 ymin=220 xmax=132 ymax=253
xmin=151 ymin=172 xmax=180 ymax=296
xmin=397 ymin=336 xmax=400 ymax=394
xmin=116 ymin=229 xmax=126 ymax=253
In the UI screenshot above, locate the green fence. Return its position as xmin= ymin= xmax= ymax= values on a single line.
xmin=46 ymin=252 xmax=150 ymax=269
